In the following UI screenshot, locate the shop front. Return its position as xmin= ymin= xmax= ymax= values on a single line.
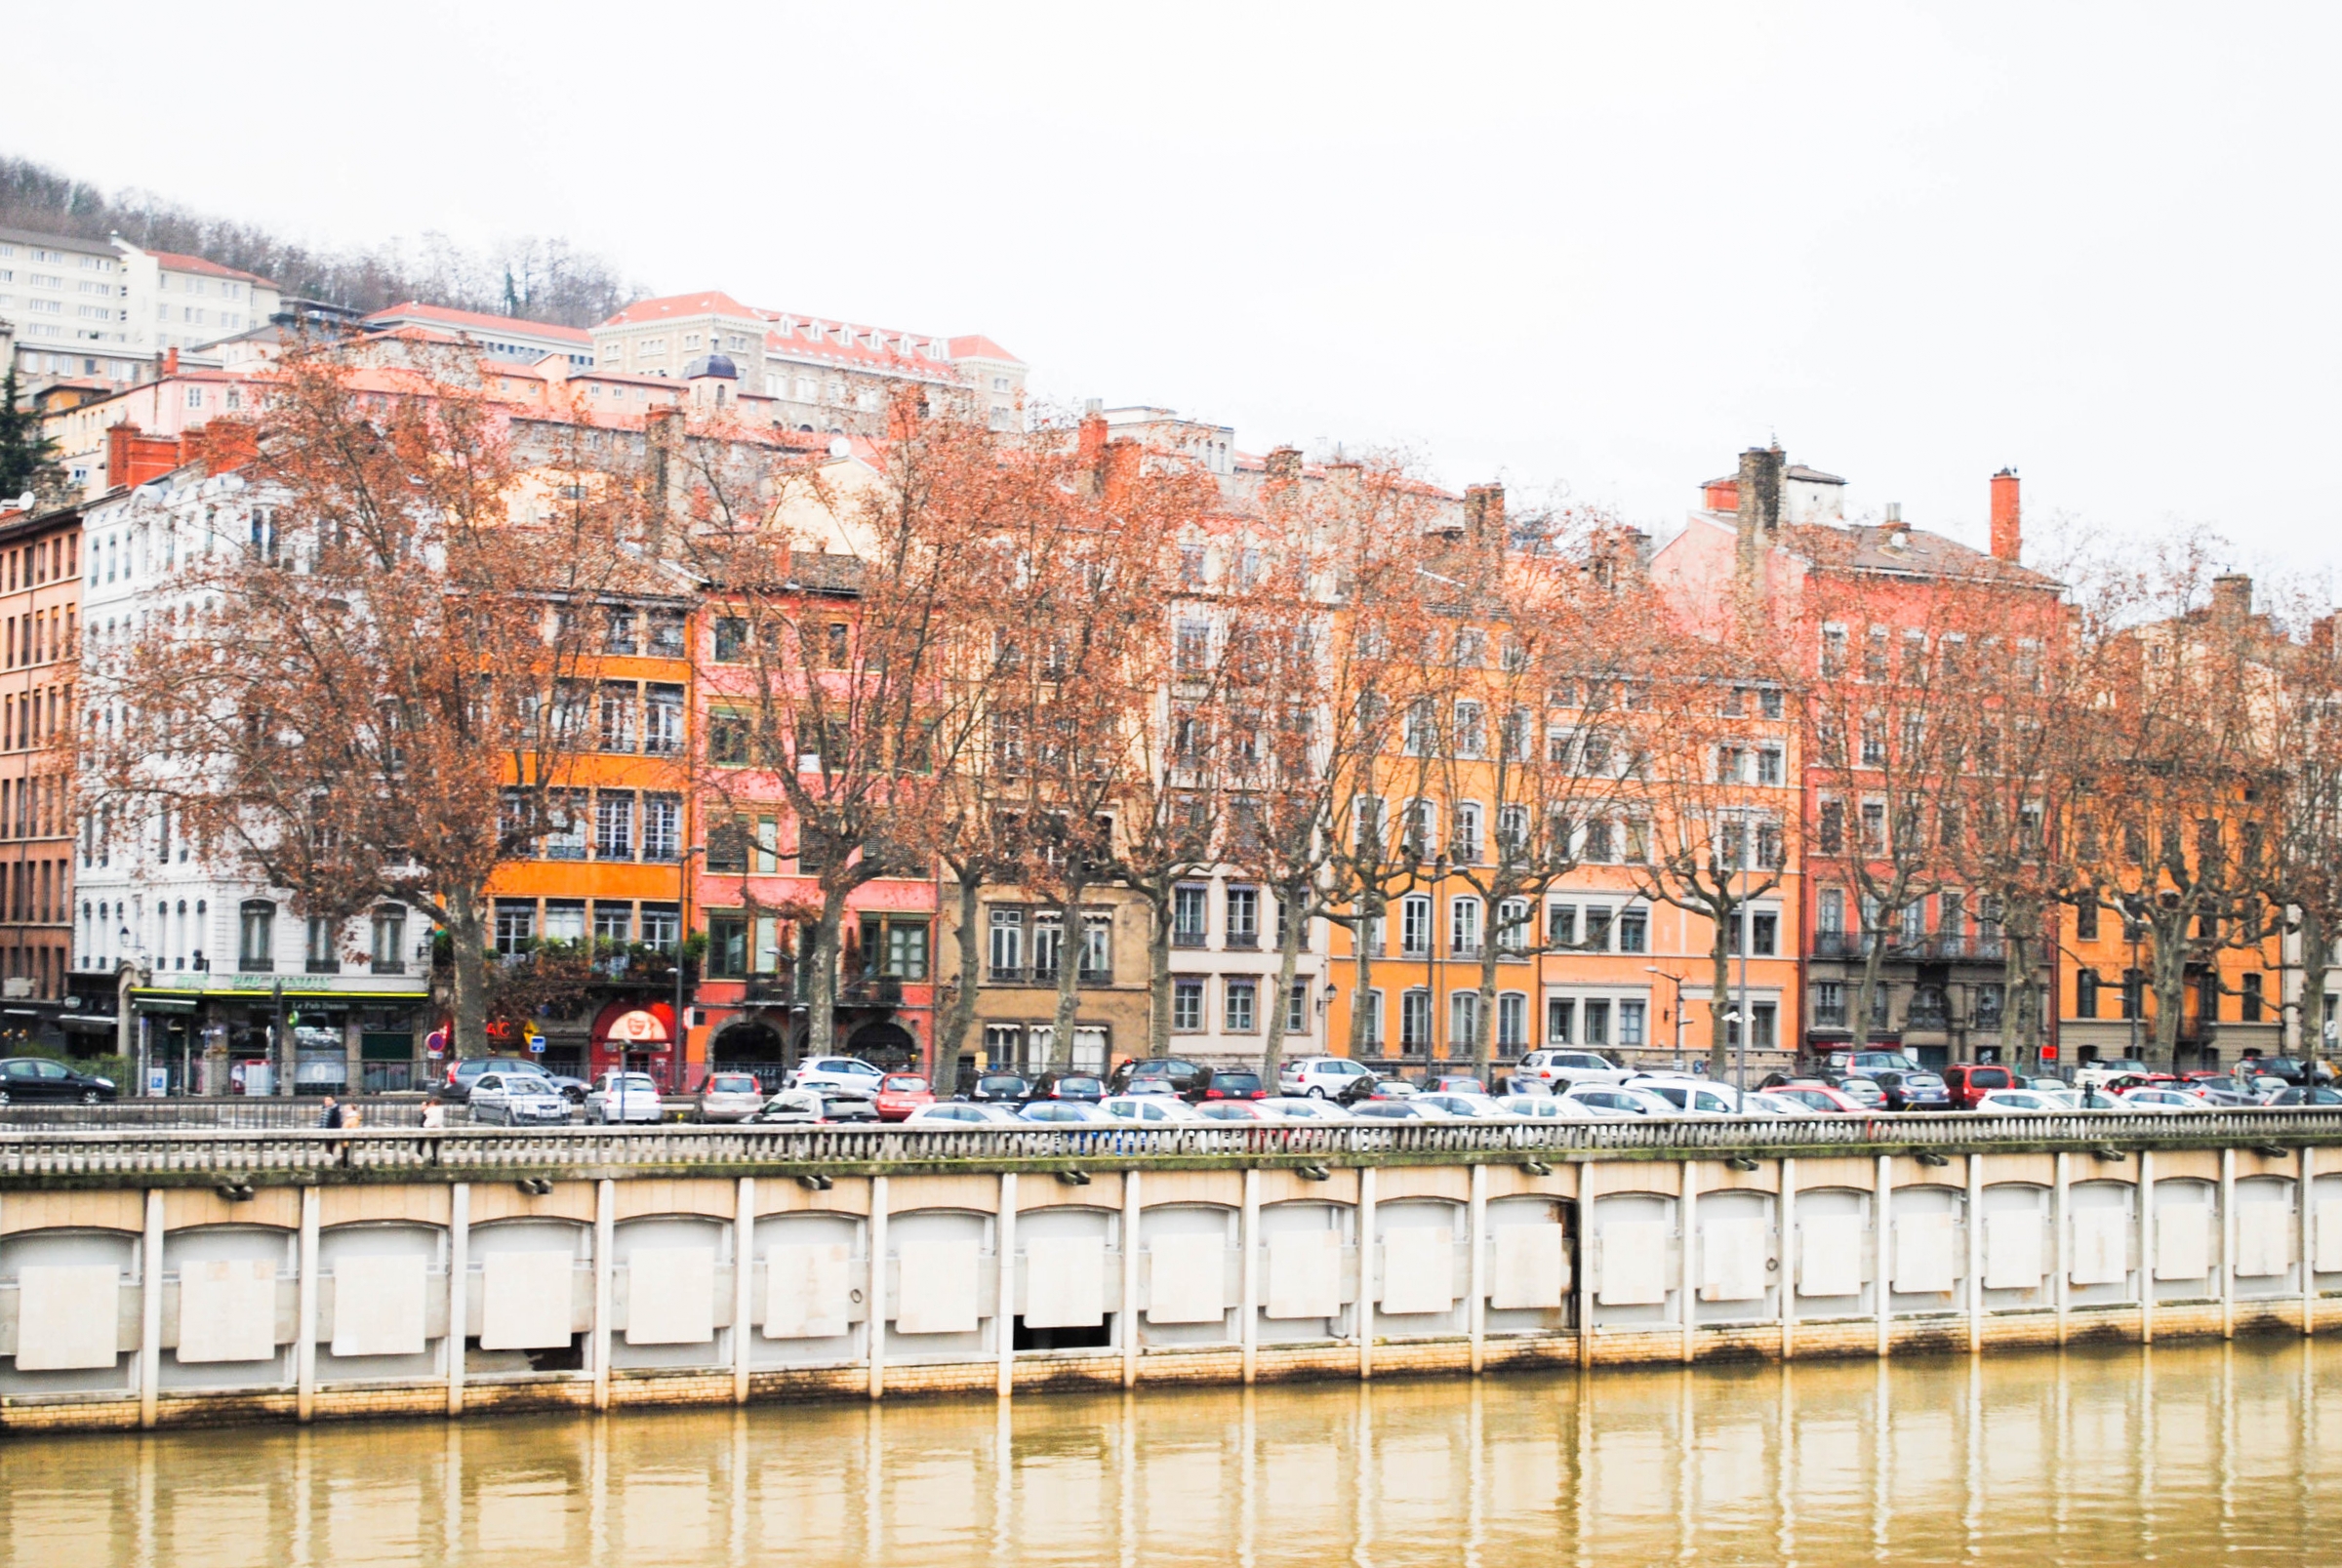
xmin=586 ymin=999 xmax=681 ymax=1087
xmin=129 ymin=970 xmax=430 ymax=1096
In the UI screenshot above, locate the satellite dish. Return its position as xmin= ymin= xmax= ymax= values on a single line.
xmin=828 ymin=436 xmax=852 ymax=459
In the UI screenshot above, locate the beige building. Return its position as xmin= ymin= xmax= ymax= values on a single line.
xmin=589 ymin=290 xmax=1027 ymax=435
xmin=0 ymin=228 xmax=278 ymax=388
xmin=937 ymin=879 xmax=1154 ymax=1087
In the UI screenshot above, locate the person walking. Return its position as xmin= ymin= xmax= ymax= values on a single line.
xmin=319 ymin=1095 xmax=345 ymax=1130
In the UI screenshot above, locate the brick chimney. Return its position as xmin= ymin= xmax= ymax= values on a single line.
xmin=188 ymin=418 xmax=257 ymax=474
xmin=106 ymin=422 xmax=185 ymax=489
xmin=1077 ymin=399 xmax=1108 ymax=469
xmin=1990 ymin=468 xmax=2021 ymax=562
xmin=1099 ymin=437 xmax=1141 ymax=505
xmin=1264 ymin=446 xmax=1303 ymax=484
xmin=1734 ymin=446 xmax=1783 ymax=599
xmin=1464 ymin=483 xmax=1506 ymax=542
xmin=163 ymin=346 xmax=180 ymax=378
xmin=2211 ymin=573 xmax=2253 ymax=628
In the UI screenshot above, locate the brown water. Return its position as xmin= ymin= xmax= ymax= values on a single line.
xmin=8 ymin=1341 xmax=2339 ymax=1566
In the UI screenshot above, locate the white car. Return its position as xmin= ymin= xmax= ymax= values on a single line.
xmin=1416 ymin=1093 xmax=1514 ymax=1119
xmin=1625 ymin=1076 xmax=1749 ymax=1117
xmin=755 ymin=1087 xmax=879 ymax=1125
xmin=1974 ymin=1088 xmax=2060 ymax=1114
xmin=1257 ymin=1096 xmax=1354 ymax=1123
xmin=1350 ymin=1099 xmax=1454 ymax=1120
xmin=695 ymin=1071 xmax=766 ymax=1123
xmin=468 ymin=1070 xmax=571 ymax=1126
xmin=1018 ymin=1101 xmax=1116 ymax=1125
xmin=1099 ymin=1094 xmax=1209 ymax=1125
xmin=585 ymin=1070 xmax=664 ymax=1124
xmin=1561 ymin=1083 xmax=1677 ymax=1118
xmin=905 ymin=1102 xmax=1024 ymax=1127
xmin=1278 ymin=1057 xmax=1379 ymax=1099
xmin=1514 ymin=1049 xmax=1632 ymax=1087
xmin=787 ymin=1057 xmax=885 ymax=1098
xmin=2120 ymin=1087 xmax=2215 ymax=1112
xmin=1742 ymin=1090 xmax=1819 ymax=1118
xmin=1494 ymin=1093 xmax=1599 ymax=1121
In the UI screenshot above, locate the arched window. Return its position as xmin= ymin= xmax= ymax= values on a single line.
xmin=238 ymin=900 xmax=275 ymax=970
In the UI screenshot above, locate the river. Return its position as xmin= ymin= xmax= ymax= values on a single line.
xmin=7 ymin=1340 xmax=2336 ymax=1566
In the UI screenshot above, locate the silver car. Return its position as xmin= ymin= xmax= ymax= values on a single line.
xmin=468 ymin=1070 xmax=572 ymax=1126
xmin=696 ymin=1071 xmax=766 ymax=1123
xmin=585 ymin=1070 xmax=664 ymax=1125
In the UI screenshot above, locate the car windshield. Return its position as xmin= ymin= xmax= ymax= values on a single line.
xmin=883 ymin=1076 xmax=929 ymax=1093
xmin=707 ymin=1075 xmax=758 ymax=1094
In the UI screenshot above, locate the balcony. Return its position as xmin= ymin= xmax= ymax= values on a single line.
xmin=1172 ymin=929 xmax=1209 ymax=949
xmin=744 ymin=976 xmax=793 ymax=1005
xmin=1897 ymin=935 xmax=2007 ymax=963
xmin=1812 ymin=932 xmax=1875 ymax=960
xmin=1226 ymin=932 xmax=1260 ymax=950
xmin=843 ymin=976 xmax=904 ymax=1008
xmin=371 ymin=958 xmax=406 ymax=976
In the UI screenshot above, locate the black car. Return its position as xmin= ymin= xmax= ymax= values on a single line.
xmin=1044 ymin=1074 xmax=1106 ymax=1103
xmin=0 ymin=1056 xmax=119 ymax=1105
xmin=1188 ymin=1069 xmax=1266 ymax=1104
xmin=1111 ymin=1057 xmax=1209 ymax=1096
xmin=969 ymin=1073 xmax=1031 ymax=1104
xmin=2241 ymin=1056 xmax=2313 ymax=1086
xmin=1872 ymin=1069 xmax=1953 ymax=1112
xmin=2266 ymin=1085 xmax=2342 ymax=1107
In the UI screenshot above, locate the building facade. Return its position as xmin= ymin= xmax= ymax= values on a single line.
xmin=0 ymin=497 xmax=80 ymax=1054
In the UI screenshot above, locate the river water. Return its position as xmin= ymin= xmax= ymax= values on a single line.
xmin=8 ymin=1341 xmax=2337 ymax=1566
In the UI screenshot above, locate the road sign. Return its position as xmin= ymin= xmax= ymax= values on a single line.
xmin=2039 ymin=1045 xmax=2059 ymax=1063
xmin=424 ymin=1028 xmax=448 ymax=1059
xmin=526 ymin=1030 xmax=546 ymax=1055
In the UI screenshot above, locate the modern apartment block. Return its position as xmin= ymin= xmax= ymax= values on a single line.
xmin=0 ymin=227 xmax=278 ymax=387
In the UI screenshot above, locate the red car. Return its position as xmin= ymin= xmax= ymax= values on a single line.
xmin=1940 ymin=1064 xmax=2018 ymax=1110
xmin=872 ymin=1074 xmax=936 ymax=1122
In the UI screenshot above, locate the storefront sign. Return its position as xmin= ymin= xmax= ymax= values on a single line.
xmin=609 ymin=1009 xmax=668 ymax=1045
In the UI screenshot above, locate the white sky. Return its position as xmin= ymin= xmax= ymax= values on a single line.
xmin=6 ymin=1 xmax=2336 ymax=577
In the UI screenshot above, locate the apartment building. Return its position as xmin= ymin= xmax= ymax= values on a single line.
xmin=0 ymin=228 xmax=279 ymax=387
xmin=588 ymin=290 xmax=1027 ymax=434
xmin=0 ymin=496 xmax=80 ymax=1050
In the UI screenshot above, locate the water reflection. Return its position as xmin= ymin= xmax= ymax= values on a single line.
xmin=8 ymin=1340 xmax=2340 ymax=1566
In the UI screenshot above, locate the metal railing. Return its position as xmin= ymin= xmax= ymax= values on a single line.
xmin=7 ymin=1108 xmax=2342 ymax=1183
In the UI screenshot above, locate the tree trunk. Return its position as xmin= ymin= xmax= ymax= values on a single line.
xmin=1144 ymin=883 xmax=1173 ymax=1061
xmin=1474 ymin=898 xmax=1501 ymax=1087
xmin=1048 ymin=875 xmax=1090 ymax=1076
xmin=2301 ymin=907 xmax=2328 ymax=1060
xmin=1347 ymin=894 xmax=1383 ymax=1061
xmin=1261 ymin=881 xmax=1306 ymax=1088
xmin=448 ymin=884 xmax=489 ymax=1061
xmin=2148 ymin=914 xmax=2187 ymax=1063
xmin=1999 ymin=915 xmax=2027 ymax=1062
xmin=941 ymin=867 xmax=984 ymax=1072
xmin=1851 ymin=915 xmax=1890 ymax=1051
xmin=805 ymin=888 xmax=846 ymax=1062
xmin=1707 ymin=912 xmax=1732 ymax=1078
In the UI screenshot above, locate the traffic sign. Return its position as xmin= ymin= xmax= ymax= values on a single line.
xmin=424 ymin=1028 xmax=448 ymax=1059
xmin=526 ymin=1030 xmax=546 ymax=1055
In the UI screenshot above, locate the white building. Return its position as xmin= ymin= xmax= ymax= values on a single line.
xmin=0 ymin=227 xmax=280 ymax=389
xmin=73 ymin=461 xmax=430 ymax=1093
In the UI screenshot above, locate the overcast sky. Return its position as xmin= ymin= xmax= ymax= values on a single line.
xmin=7 ymin=2 xmax=2335 ymax=580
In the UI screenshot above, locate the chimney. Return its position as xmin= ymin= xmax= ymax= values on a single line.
xmin=106 ymin=422 xmax=184 ymax=489
xmin=1703 ymin=478 xmax=1740 ymax=511
xmin=1077 ymin=399 xmax=1108 ymax=469
xmin=163 ymin=346 xmax=180 ymax=378
xmin=1734 ymin=446 xmax=1783 ymax=598
xmin=189 ymin=418 xmax=257 ymax=474
xmin=1264 ymin=446 xmax=1303 ymax=484
xmin=1990 ymin=468 xmax=2021 ymax=562
xmin=1099 ymin=437 xmax=1141 ymax=505
xmin=1463 ymin=483 xmax=1505 ymax=542
xmin=2211 ymin=573 xmax=2253 ymax=628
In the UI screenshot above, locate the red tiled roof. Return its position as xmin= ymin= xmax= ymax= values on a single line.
xmin=947 ymin=335 xmax=1019 ymax=363
xmin=363 ymin=302 xmax=593 ymax=345
xmin=599 ymin=291 xmax=761 ymax=326
xmin=145 ymin=249 xmax=278 ymax=288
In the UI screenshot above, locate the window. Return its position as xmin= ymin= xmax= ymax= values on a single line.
xmin=305 ymin=915 xmax=337 ymax=973
xmin=1756 ymin=746 xmax=1784 ymax=785
xmin=1361 ymin=989 xmax=1385 ymax=1047
xmin=493 ymin=901 xmax=534 ymax=956
xmin=883 ymin=919 xmax=931 ymax=980
xmin=639 ymin=904 xmax=679 ymax=955
xmin=545 ymin=792 xmax=587 ymax=860
xmin=1548 ymin=903 xmax=1578 ymax=948
xmin=2242 ymin=972 xmax=2264 ymax=1024
xmin=1401 ymin=989 xmax=1432 ymax=1053
xmin=236 ymin=901 xmax=275 ymax=969
xmin=1619 ymin=999 xmax=1646 ymax=1047
xmin=1975 ymin=984 xmax=2004 ymax=1029
xmin=989 ymin=907 xmax=1026 ymax=980
xmin=1399 ymin=894 xmax=1432 ymax=957
xmin=1031 ymin=912 xmax=1065 ymax=982
xmin=604 ymin=607 xmax=638 ymax=655
xmin=1173 ymin=884 xmax=1208 ymax=946
xmin=1496 ymin=897 xmax=1532 ymax=955
xmin=642 ymin=795 xmax=680 ymax=860
xmin=1498 ymin=992 xmax=1527 ymax=1051
xmin=713 ymin=617 xmax=747 ymax=663
xmin=1450 ymin=897 xmax=1481 ymax=957
xmin=1080 ymin=913 xmax=1111 ymax=981
xmin=707 ymin=915 xmax=748 ymax=978
xmin=544 ymin=902 xmax=586 ymax=945
xmin=1450 ymin=990 xmax=1480 ymax=1049
xmin=1453 ymin=701 xmax=1486 ymax=758
xmin=1815 ymin=982 xmax=1846 ymax=1028
xmin=2075 ymin=900 xmax=2098 ymax=942
xmin=1226 ymin=886 xmax=1259 ymax=947
xmin=1226 ymin=978 xmax=1257 ymax=1032
xmin=644 ymin=685 xmax=683 ymax=754
xmin=595 ymin=791 xmax=634 ymax=859
xmin=1617 ymin=906 xmax=1648 ymax=954
xmin=1174 ymin=619 xmax=1210 ymax=674
xmin=1287 ymin=981 xmax=1310 ymax=1034
xmin=1749 ymin=911 xmax=1777 ymax=956
xmin=1584 ymin=905 xmax=1613 ymax=951
xmin=593 ymin=905 xmax=633 ymax=945
xmin=1173 ymin=978 xmax=1204 ymax=1031
xmin=598 ymin=682 xmax=636 ymax=751
xmin=708 ymin=710 xmax=751 ymax=766
xmin=1547 ymin=997 xmax=1574 ymax=1044
xmin=1582 ymin=999 xmax=1610 ymax=1046
xmin=1450 ymin=801 xmax=1482 ymax=864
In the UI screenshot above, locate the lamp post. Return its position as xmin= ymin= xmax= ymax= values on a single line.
xmin=671 ymin=843 xmax=704 ymax=1094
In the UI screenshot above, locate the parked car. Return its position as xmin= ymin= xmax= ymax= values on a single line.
xmin=1189 ymin=1069 xmax=1267 ymax=1104
xmin=1358 ymin=1076 xmax=1418 ymax=1101
xmin=2024 ymin=1076 xmax=2069 ymax=1092
xmin=1872 ymin=1069 xmax=1954 ymax=1113
xmin=1745 ymin=1091 xmax=1823 ymax=1118
xmin=1278 ymin=1056 xmax=1378 ymax=1099
xmin=1099 ymin=1094 xmax=1209 ymax=1124
xmin=1627 ymin=1077 xmax=1749 ymax=1116
xmin=1836 ymin=1077 xmax=1887 ymax=1110
xmin=2239 ymin=1055 xmax=2313 ymax=1085
xmin=904 ymin=1102 xmax=1024 ymax=1126
xmin=969 ymin=1073 xmax=1032 ymax=1104
xmin=1193 ymin=1100 xmax=1280 ymax=1122
xmin=1763 ymin=1081 xmax=1871 ymax=1114
xmin=1973 ymin=1088 xmax=2061 ymax=1114
xmin=872 ymin=1075 xmax=936 ymax=1121
xmin=1495 ymin=1093 xmax=1599 ymax=1121
xmin=0 ymin=1057 xmax=118 ymax=1105
xmin=435 ymin=1056 xmax=550 ymax=1105
xmin=468 ymin=1070 xmax=572 ymax=1126
xmin=2074 ymin=1058 xmax=2150 ymax=1090
xmin=1018 ymin=1101 xmax=1115 ymax=1125
xmin=1940 ymin=1064 xmax=2018 ymax=1109
xmin=1416 ymin=1093 xmax=1514 ymax=1119
xmin=1561 ymin=1083 xmax=1676 ymax=1117
xmin=2120 ymin=1086 xmax=2215 ymax=1111
xmin=1350 ymin=1099 xmax=1453 ymax=1120
xmin=1110 ymin=1058 xmax=1208 ymax=1097
xmin=1416 ymin=1074 xmax=1488 ymax=1097
xmin=1257 ymin=1096 xmax=1354 ymax=1123
xmin=756 ymin=1087 xmax=880 ymax=1125
xmin=544 ymin=1073 xmax=591 ymax=1104
xmin=694 ymin=1071 xmax=766 ymax=1124
xmin=585 ymin=1070 xmax=665 ymax=1124
xmin=1512 ymin=1049 xmax=1631 ymax=1088
xmin=787 ymin=1057 xmax=885 ymax=1098
xmin=1041 ymin=1074 xmax=1107 ymax=1103
xmin=2264 ymin=1085 xmax=2342 ymax=1107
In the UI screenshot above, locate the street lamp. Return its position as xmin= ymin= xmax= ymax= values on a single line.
xmin=1643 ymin=967 xmax=1683 ymax=1070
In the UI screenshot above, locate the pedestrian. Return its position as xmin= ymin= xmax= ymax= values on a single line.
xmin=342 ymin=1105 xmax=364 ymax=1129
xmin=319 ymin=1094 xmax=344 ymax=1130
xmin=421 ymin=1100 xmax=446 ymax=1130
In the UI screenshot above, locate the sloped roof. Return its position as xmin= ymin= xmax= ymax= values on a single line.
xmin=1777 ymin=520 xmax=2061 ymax=588
xmin=145 ymin=249 xmax=278 ymax=288
xmin=599 ymin=291 xmax=761 ymax=326
xmin=364 ymin=302 xmax=592 ymax=344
